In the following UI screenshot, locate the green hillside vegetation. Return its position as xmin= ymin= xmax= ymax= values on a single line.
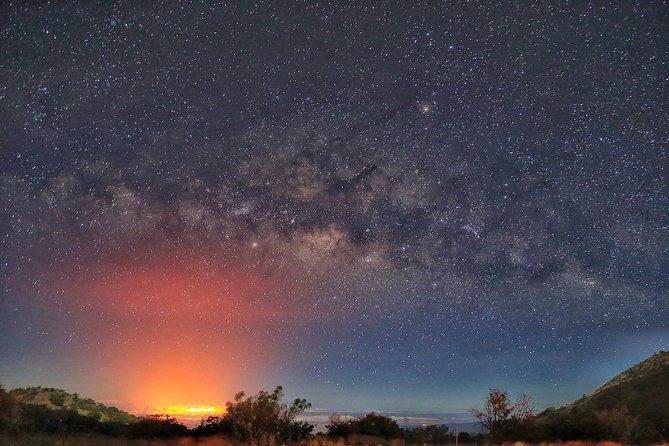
xmin=10 ymin=386 xmax=137 ymax=424
xmin=537 ymin=351 xmax=669 ymax=443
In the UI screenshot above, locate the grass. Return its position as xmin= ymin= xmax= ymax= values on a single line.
xmin=3 ymin=434 xmax=669 ymax=446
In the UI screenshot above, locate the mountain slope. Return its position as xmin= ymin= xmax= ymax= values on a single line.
xmin=571 ymin=351 xmax=668 ymax=420
xmin=538 ymin=351 xmax=669 ymax=442
xmin=591 ymin=350 xmax=669 ymax=396
xmin=10 ymin=386 xmax=137 ymax=424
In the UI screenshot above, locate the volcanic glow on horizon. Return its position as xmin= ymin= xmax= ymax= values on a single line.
xmin=153 ymin=405 xmax=226 ymax=416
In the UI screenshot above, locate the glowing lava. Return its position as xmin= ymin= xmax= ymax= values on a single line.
xmin=155 ymin=404 xmax=226 ymax=416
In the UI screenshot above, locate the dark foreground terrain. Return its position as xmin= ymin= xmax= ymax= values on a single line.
xmin=1 ymin=353 xmax=668 ymax=445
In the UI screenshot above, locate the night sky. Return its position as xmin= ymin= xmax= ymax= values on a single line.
xmin=1 ymin=2 xmax=667 ymax=418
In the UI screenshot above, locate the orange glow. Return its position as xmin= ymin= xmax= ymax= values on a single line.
xmin=123 ymin=345 xmax=233 ymax=413
xmin=40 ymin=255 xmax=289 ymax=323
xmin=19 ymin=252 xmax=290 ymax=415
xmin=154 ymin=404 xmax=226 ymax=416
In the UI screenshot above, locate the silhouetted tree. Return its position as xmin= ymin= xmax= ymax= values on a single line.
xmin=325 ymin=412 xmax=401 ymax=439
xmin=471 ymin=389 xmax=513 ymax=441
xmin=222 ymin=385 xmax=313 ymax=445
xmin=471 ymin=389 xmax=537 ymax=442
xmin=505 ymin=393 xmax=538 ymax=441
xmin=325 ymin=414 xmax=350 ymax=437
xmin=513 ymin=393 xmax=535 ymax=420
xmin=193 ymin=415 xmax=232 ymax=436
xmin=355 ymin=412 xmax=401 ymax=438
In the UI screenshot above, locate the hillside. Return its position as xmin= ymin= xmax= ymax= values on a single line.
xmin=10 ymin=387 xmax=137 ymax=424
xmin=591 ymin=350 xmax=669 ymax=396
xmin=538 ymin=351 xmax=669 ymax=442
xmin=570 ymin=351 xmax=669 ymax=423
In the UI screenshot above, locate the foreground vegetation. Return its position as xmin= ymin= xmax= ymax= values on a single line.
xmin=1 ymin=352 xmax=668 ymax=445
xmin=1 ymin=383 xmax=666 ymax=445
xmin=469 ymin=389 xmax=668 ymax=445
xmin=1 ymin=384 xmax=483 ymax=445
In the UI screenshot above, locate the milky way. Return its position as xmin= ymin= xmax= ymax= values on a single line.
xmin=1 ymin=2 xmax=667 ymax=415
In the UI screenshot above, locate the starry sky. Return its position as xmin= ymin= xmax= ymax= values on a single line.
xmin=0 ymin=1 xmax=667 ymax=418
